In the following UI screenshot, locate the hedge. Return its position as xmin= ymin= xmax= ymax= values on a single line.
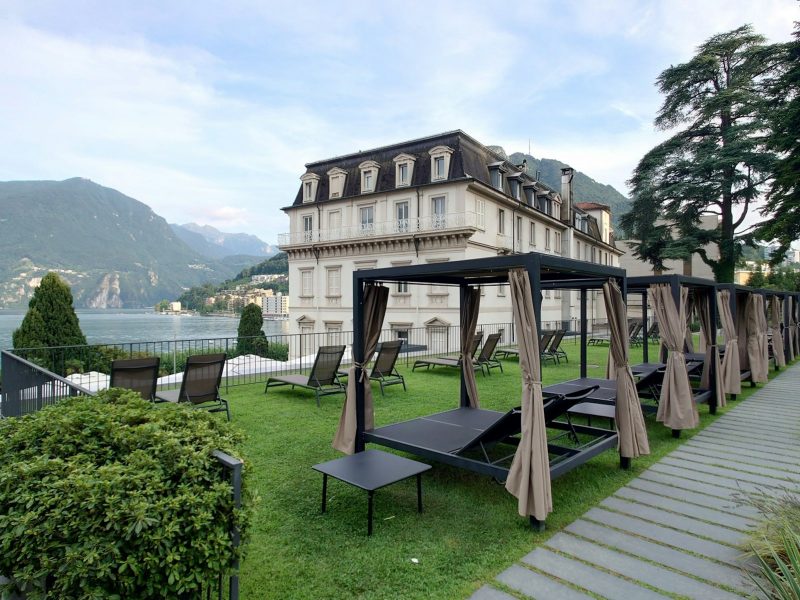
xmin=0 ymin=389 xmax=251 ymax=599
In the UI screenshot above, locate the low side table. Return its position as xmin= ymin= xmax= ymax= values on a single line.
xmin=312 ymin=449 xmax=432 ymax=535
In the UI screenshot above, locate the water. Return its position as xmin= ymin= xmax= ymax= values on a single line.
xmin=0 ymin=309 xmax=289 ymax=350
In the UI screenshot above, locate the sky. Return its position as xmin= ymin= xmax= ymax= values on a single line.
xmin=0 ymin=0 xmax=796 ymax=244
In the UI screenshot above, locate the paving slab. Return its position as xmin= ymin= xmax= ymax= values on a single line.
xmin=600 ymin=497 xmax=745 ymax=546
xmin=638 ymin=469 xmax=750 ymax=502
xmin=683 ymin=440 xmax=800 ymax=469
xmin=494 ymin=565 xmax=593 ymax=600
xmin=702 ymin=425 xmax=798 ymax=446
xmin=716 ymin=416 xmax=799 ymax=433
xmin=660 ymin=456 xmax=798 ymax=490
xmin=647 ymin=462 xmax=768 ymax=493
xmin=546 ymin=532 xmax=744 ymax=600
xmin=627 ymin=477 xmax=760 ymax=519
xmin=614 ymin=486 xmax=756 ymax=530
xmin=669 ymin=450 xmax=800 ymax=482
xmin=521 ymin=547 xmax=670 ymax=600
xmin=468 ymin=585 xmax=519 ymax=600
xmin=583 ymin=507 xmax=746 ymax=565
xmin=692 ymin=432 xmax=800 ymax=459
xmin=565 ymin=519 xmax=756 ymax=593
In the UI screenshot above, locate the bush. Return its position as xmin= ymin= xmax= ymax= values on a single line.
xmin=265 ymin=342 xmax=289 ymax=361
xmin=0 ymin=389 xmax=251 ymax=599
xmin=237 ymin=304 xmax=268 ymax=357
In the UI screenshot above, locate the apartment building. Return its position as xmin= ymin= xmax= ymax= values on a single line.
xmin=278 ymin=130 xmax=622 ymax=341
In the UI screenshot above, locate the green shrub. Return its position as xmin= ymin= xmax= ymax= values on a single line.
xmin=265 ymin=341 xmax=289 ymax=361
xmin=0 ymin=389 xmax=251 ymax=599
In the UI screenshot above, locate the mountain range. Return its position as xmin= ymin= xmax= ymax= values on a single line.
xmin=0 ymin=178 xmax=270 ymax=308
xmin=171 ymin=222 xmax=276 ymax=259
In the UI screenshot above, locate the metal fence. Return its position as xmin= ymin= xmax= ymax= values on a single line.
xmin=3 ymin=319 xmax=603 ymax=404
xmin=0 ymin=350 xmax=244 ymax=600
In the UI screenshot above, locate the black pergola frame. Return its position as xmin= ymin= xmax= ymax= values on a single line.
xmin=350 ymin=253 xmax=627 ymax=481
xmin=627 ymin=275 xmax=721 ymax=429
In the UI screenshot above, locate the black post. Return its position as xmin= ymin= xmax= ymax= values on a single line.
xmin=708 ymin=285 xmax=719 ymax=415
xmin=530 ymin=257 xmax=543 ymax=377
xmin=580 ymin=288 xmax=587 ymax=379
xmin=354 ymin=277 xmax=366 ymax=453
xmin=641 ymin=290 xmax=649 ymax=363
xmin=459 ymin=285 xmax=469 ymax=408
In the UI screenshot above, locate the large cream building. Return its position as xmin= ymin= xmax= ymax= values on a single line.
xmin=278 ymin=131 xmax=622 ymax=342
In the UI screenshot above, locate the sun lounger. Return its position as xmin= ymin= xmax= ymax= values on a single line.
xmin=412 ymin=333 xmax=482 ymax=372
xmin=265 ymin=345 xmax=346 ymax=406
xmin=155 ymin=353 xmax=230 ymax=420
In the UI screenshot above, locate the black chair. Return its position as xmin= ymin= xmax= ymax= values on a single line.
xmin=110 ymin=356 xmax=160 ymax=401
xmin=475 ymin=332 xmax=503 ymax=375
xmin=545 ymin=330 xmax=568 ymax=364
xmin=539 ymin=331 xmax=556 ymax=365
xmin=412 ymin=333 xmax=483 ymax=371
xmin=265 ymin=345 xmax=346 ymax=406
xmin=369 ymin=340 xmax=406 ymax=395
xmin=155 ymin=353 xmax=229 ymax=421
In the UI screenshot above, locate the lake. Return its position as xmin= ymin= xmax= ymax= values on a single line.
xmin=0 ymin=309 xmax=289 ymax=350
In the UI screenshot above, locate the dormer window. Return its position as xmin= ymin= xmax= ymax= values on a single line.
xmin=523 ymin=184 xmax=535 ymax=207
xmin=506 ymin=172 xmax=522 ymax=200
xmin=393 ymin=153 xmax=416 ymax=188
xmin=429 ymin=145 xmax=454 ymax=182
xmin=300 ymin=172 xmax=320 ymax=203
xmin=488 ymin=162 xmax=508 ymax=191
xmin=359 ymin=160 xmax=380 ymax=194
xmin=327 ymin=167 xmax=347 ymax=199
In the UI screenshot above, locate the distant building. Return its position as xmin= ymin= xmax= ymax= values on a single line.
xmin=279 ymin=130 xmax=621 ymax=341
xmin=169 ymin=301 xmax=181 ymax=312
xmin=263 ymin=293 xmax=289 ymax=317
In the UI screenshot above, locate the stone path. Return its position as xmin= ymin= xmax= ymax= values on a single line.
xmin=471 ymin=363 xmax=800 ymax=600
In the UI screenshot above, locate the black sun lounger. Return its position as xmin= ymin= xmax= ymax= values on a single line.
xmin=412 ymin=333 xmax=483 ymax=372
xmin=265 ymin=345 xmax=346 ymax=406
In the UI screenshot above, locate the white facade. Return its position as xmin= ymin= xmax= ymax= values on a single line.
xmin=279 ymin=131 xmax=622 ymax=340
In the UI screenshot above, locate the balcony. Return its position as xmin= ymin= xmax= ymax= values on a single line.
xmin=278 ymin=212 xmax=479 ymax=247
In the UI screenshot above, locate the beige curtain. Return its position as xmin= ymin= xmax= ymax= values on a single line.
xmin=717 ymin=289 xmax=741 ymax=395
xmin=695 ymin=292 xmax=725 ymax=408
xmin=461 ymin=287 xmax=481 ymax=409
xmin=648 ymin=285 xmax=698 ymax=430
xmin=770 ymin=296 xmax=786 ymax=368
xmin=787 ymin=297 xmax=796 ymax=362
xmin=684 ymin=295 xmax=695 ymax=353
xmin=746 ymin=294 xmax=769 ymax=383
xmin=603 ymin=280 xmax=650 ymax=458
xmin=736 ymin=294 xmax=750 ymax=370
xmin=505 ymin=269 xmax=551 ymax=521
xmin=333 ymin=284 xmax=389 ymax=454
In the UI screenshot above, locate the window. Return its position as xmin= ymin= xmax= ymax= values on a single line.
xmin=432 ymin=196 xmax=446 ymax=229
xmin=491 ymin=169 xmax=502 ymax=189
xmin=396 ymin=281 xmax=408 ymax=294
xmin=554 ymin=231 xmax=562 ymax=254
xmin=326 ymin=268 xmax=341 ymax=297
xmin=393 ymin=153 xmax=416 ymax=188
xmin=498 ymin=209 xmax=505 ymax=234
xmin=476 ymin=199 xmax=485 ymax=229
xmin=301 ymin=173 xmax=320 ymax=203
xmin=591 ymin=247 xmax=597 ymax=263
xmin=576 ymin=240 xmax=581 ymax=260
xmin=545 ymin=197 xmax=553 ymax=216
xmin=497 ymin=285 xmax=506 ymax=297
xmin=300 ymin=269 xmax=313 ymax=296
xmin=555 ymin=289 xmax=562 ymax=299
xmin=327 ymin=167 xmax=347 ymax=199
xmin=326 ymin=322 xmax=343 ymax=345
xmin=515 ymin=216 xmax=522 ymax=251
xmin=529 ymin=221 xmax=536 ymax=247
xmin=524 ymin=186 xmax=535 ymax=207
xmin=303 ymin=215 xmax=313 ymax=242
xmin=545 ymin=228 xmax=551 ymax=251
xmin=359 ymin=160 xmax=379 ymax=194
xmin=360 ymin=206 xmax=375 ymax=233
xmin=508 ymin=176 xmax=521 ymax=200
xmin=396 ymin=201 xmax=409 ymax=232
xmin=328 ymin=210 xmax=341 ymax=231
xmin=545 ymin=289 xmax=551 ymax=299
xmin=429 ymin=145 xmax=454 ymax=182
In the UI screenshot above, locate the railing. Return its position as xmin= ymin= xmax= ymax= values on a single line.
xmin=0 ymin=350 xmax=244 ymax=600
xmin=278 ymin=211 xmax=480 ymax=246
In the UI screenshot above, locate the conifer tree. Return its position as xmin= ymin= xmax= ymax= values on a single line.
xmin=237 ymin=303 xmax=268 ymax=356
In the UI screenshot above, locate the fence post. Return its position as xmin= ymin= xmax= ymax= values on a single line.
xmin=213 ymin=450 xmax=242 ymax=600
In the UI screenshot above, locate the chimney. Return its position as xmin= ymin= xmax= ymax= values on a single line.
xmin=560 ymin=167 xmax=574 ymax=224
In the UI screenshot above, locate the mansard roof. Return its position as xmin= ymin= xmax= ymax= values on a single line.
xmin=290 ymin=130 xmax=558 ymax=207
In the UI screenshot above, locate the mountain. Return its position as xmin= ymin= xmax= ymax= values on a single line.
xmin=0 ymin=178 xmax=264 ymax=308
xmin=171 ymin=223 xmax=275 ymax=259
xmin=505 ymin=151 xmax=631 ymax=228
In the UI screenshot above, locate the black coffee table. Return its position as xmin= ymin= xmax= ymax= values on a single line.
xmin=312 ymin=449 xmax=432 ymax=535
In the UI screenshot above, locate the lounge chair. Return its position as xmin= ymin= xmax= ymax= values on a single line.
xmin=475 ymin=332 xmax=503 ymax=375
xmin=539 ymin=331 xmax=556 ymax=365
xmin=412 ymin=333 xmax=483 ymax=372
xmin=645 ymin=322 xmax=659 ymax=343
xmin=628 ymin=321 xmax=644 ymax=346
xmin=369 ymin=340 xmax=407 ymax=395
xmin=110 ymin=356 xmax=160 ymax=401
xmin=265 ymin=345 xmax=346 ymax=406
xmin=155 ymin=353 xmax=230 ymax=420
xmin=543 ymin=330 xmax=568 ymax=365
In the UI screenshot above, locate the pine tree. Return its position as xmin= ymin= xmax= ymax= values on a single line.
xmin=237 ymin=303 xmax=268 ymax=356
xmin=13 ymin=273 xmax=87 ymax=372
xmin=622 ymin=25 xmax=783 ymax=282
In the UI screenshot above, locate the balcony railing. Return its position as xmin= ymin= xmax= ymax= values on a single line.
xmin=279 ymin=211 xmax=479 ymax=246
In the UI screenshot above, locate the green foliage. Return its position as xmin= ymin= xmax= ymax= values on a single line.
xmin=756 ymin=24 xmax=800 ymax=264
xmin=752 ymin=531 xmax=800 ymax=600
xmin=0 ymin=389 xmax=250 ymax=599
xmin=622 ymin=25 xmax=784 ymax=282
xmin=154 ymin=299 xmax=170 ymax=312
xmin=13 ymin=273 xmax=87 ymax=374
xmin=748 ymin=265 xmax=768 ymax=288
xmin=264 ymin=342 xmax=289 ymax=361
xmin=237 ymin=304 xmax=268 ymax=356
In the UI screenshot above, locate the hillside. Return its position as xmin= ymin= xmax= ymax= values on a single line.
xmin=171 ymin=222 xmax=276 ymax=259
xmin=506 ymin=151 xmax=631 ymax=227
xmin=0 ymin=178 xmax=263 ymax=308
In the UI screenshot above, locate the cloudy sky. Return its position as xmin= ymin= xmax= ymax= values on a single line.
xmin=0 ymin=1 xmax=796 ymax=243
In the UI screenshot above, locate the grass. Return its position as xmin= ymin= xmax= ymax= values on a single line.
xmin=225 ymin=339 xmax=781 ymax=599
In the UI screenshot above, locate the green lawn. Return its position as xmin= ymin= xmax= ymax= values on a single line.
xmin=226 ymin=340 xmax=780 ymax=599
